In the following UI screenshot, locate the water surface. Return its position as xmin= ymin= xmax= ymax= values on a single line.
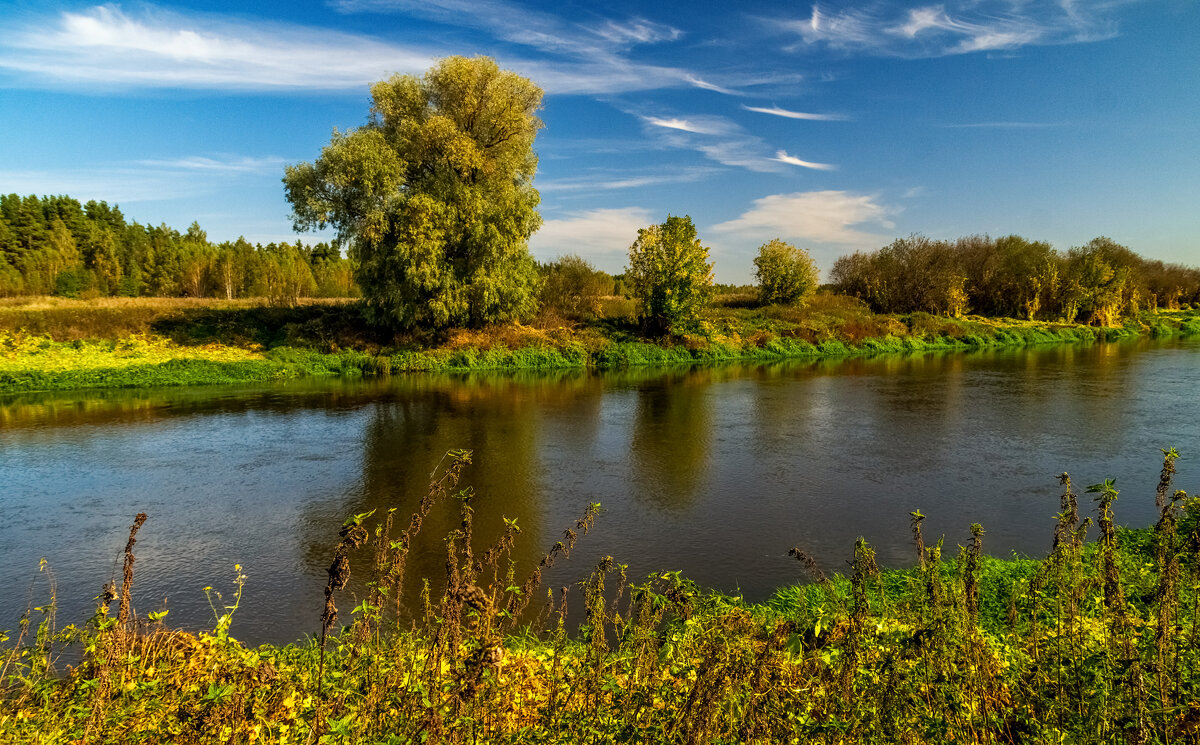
xmin=2 ymin=337 xmax=1197 ymax=645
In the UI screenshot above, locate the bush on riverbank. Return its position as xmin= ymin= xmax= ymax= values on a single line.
xmin=2 ymin=450 xmax=1198 ymax=743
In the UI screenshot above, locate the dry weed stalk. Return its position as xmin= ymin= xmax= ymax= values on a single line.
xmin=82 ymin=512 xmax=147 ymax=743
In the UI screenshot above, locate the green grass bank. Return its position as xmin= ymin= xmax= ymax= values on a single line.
xmin=2 ymin=450 xmax=1198 ymax=743
xmin=1 ymin=296 xmax=1197 ymax=393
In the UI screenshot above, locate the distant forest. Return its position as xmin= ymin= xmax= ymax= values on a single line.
xmin=0 ymin=193 xmax=356 ymax=304
xmin=3 ymin=193 xmax=1198 ymax=326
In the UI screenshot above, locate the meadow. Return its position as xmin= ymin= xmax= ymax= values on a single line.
xmin=1 ymin=449 xmax=1197 ymax=743
xmin=1 ymin=295 xmax=1196 ymax=393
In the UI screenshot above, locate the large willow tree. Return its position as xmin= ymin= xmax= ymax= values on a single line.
xmin=284 ymin=56 xmax=543 ymax=329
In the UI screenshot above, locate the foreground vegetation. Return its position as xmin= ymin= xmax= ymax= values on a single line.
xmin=2 ymin=295 xmax=1198 ymax=393
xmin=2 ymin=450 xmax=1198 ymax=743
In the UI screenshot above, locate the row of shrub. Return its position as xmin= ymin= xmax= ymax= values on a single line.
xmin=832 ymin=234 xmax=1200 ymax=325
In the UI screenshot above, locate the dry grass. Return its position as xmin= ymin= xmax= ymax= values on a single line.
xmin=0 ymin=296 xmax=357 ymax=311
xmin=2 ymin=450 xmax=1199 ymax=744
xmin=442 ymin=324 xmax=557 ymax=351
xmin=0 ymin=297 xmax=367 ymax=346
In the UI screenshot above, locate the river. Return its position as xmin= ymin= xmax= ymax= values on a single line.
xmin=2 ymin=336 xmax=1197 ymax=646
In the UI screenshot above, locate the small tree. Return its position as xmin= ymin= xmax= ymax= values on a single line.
xmin=753 ymin=238 xmax=819 ymax=306
xmin=626 ymin=215 xmax=713 ymax=335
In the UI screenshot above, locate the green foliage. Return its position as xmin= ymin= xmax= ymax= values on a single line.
xmin=3 ymin=299 xmax=1197 ymax=393
xmin=831 ymin=235 xmax=968 ymax=317
xmin=833 ymin=232 xmax=1200 ymax=324
xmin=753 ymin=238 xmax=819 ymax=306
xmin=4 ymin=452 xmax=1200 ymax=743
xmin=0 ymin=193 xmax=353 ymax=302
xmin=626 ymin=215 xmax=713 ymax=335
xmin=260 ymin=242 xmax=317 ymax=307
xmin=538 ymin=254 xmax=611 ymax=321
xmin=285 ymin=56 xmax=543 ymax=330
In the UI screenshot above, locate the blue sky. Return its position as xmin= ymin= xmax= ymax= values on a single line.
xmin=0 ymin=0 xmax=1196 ymax=283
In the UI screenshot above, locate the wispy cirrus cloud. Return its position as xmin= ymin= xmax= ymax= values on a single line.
xmin=686 ymin=75 xmax=741 ymax=96
xmin=773 ymin=150 xmax=836 ymax=171
xmin=0 ymin=3 xmax=695 ymax=95
xmin=329 ymin=0 xmax=697 ymax=94
xmin=0 ymin=5 xmax=435 ymax=90
xmin=938 ymin=120 xmax=1069 ymax=128
xmin=0 ymin=168 xmax=196 ymax=204
xmin=637 ymin=112 xmax=835 ymax=173
xmin=743 ymin=104 xmax=848 ymax=121
xmin=333 ymin=0 xmax=681 ymax=53
xmin=134 ymin=155 xmax=289 ymax=173
xmin=695 ymin=140 xmax=784 ymax=173
xmin=780 ymin=1 xmax=1125 ymax=58
xmin=592 ymin=18 xmax=683 ymax=45
xmin=528 ymin=207 xmax=655 ymax=264
xmin=712 ymin=191 xmax=896 ymax=246
xmin=642 ymin=115 xmax=737 ymax=136
xmin=0 ymin=153 xmax=286 ymax=204
xmin=538 ymin=166 xmax=721 ymax=194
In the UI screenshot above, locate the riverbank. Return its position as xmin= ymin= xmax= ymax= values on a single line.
xmin=1 ymin=296 xmax=1197 ymax=393
xmin=1 ymin=451 xmax=1195 ymax=743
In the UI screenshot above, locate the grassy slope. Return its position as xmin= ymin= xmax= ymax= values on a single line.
xmin=1 ymin=296 xmax=1197 ymax=393
xmin=1 ymin=453 xmax=1197 ymax=744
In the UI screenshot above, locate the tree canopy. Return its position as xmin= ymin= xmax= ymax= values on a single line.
xmin=0 ymin=193 xmax=349 ymax=303
xmin=753 ymin=239 xmax=819 ymax=306
xmin=830 ymin=233 xmax=1200 ymax=324
xmin=626 ymin=215 xmax=713 ymax=335
xmin=284 ymin=56 xmax=544 ymax=330
xmin=538 ymin=254 xmax=612 ymax=321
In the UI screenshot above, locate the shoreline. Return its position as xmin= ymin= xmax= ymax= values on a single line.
xmin=1 ymin=307 xmax=1196 ymax=395
xmin=1 ymin=512 xmax=1190 ymax=742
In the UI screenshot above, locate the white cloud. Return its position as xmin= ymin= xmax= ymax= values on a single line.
xmin=512 ymin=59 xmax=685 ymax=95
xmin=0 ymin=5 xmax=434 ymax=90
xmin=637 ymin=113 xmax=804 ymax=172
xmin=529 ymin=207 xmax=654 ymax=261
xmin=891 ymin=6 xmax=959 ymax=38
xmin=337 ymin=0 xmax=681 ymax=52
xmin=951 ymin=30 xmax=1040 ymax=53
xmin=134 ymin=155 xmax=288 ymax=173
xmin=0 ymin=154 xmax=287 ymax=204
xmin=329 ymin=0 xmax=697 ymax=94
xmin=0 ymin=4 xmax=696 ymax=95
xmin=696 ymin=141 xmax=784 ymax=173
xmin=786 ymin=4 xmax=879 ymax=48
xmin=538 ymin=167 xmax=721 ymax=193
xmin=642 ymin=116 xmax=736 ymax=136
xmin=780 ymin=1 xmax=1122 ymax=58
xmin=743 ymin=104 xmax=847 ymax=121
xmin=593 ymin=19 xmax=683 ymax=45
xmin=686 ymin=75 xmax=741 ymax=96
xmin=712 ymin=191 xmax=896 ymax=246
xmin=773 ymin=150 xmax=836 ymax=171
xmin=333 ymin=0 xmax=577 ymax=53
xmin=0 ymin=168 xmax=199 ymax=204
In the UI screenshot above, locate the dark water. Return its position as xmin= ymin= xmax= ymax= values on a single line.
xmin=2 ymin=337 xmax=1198 ymax=646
